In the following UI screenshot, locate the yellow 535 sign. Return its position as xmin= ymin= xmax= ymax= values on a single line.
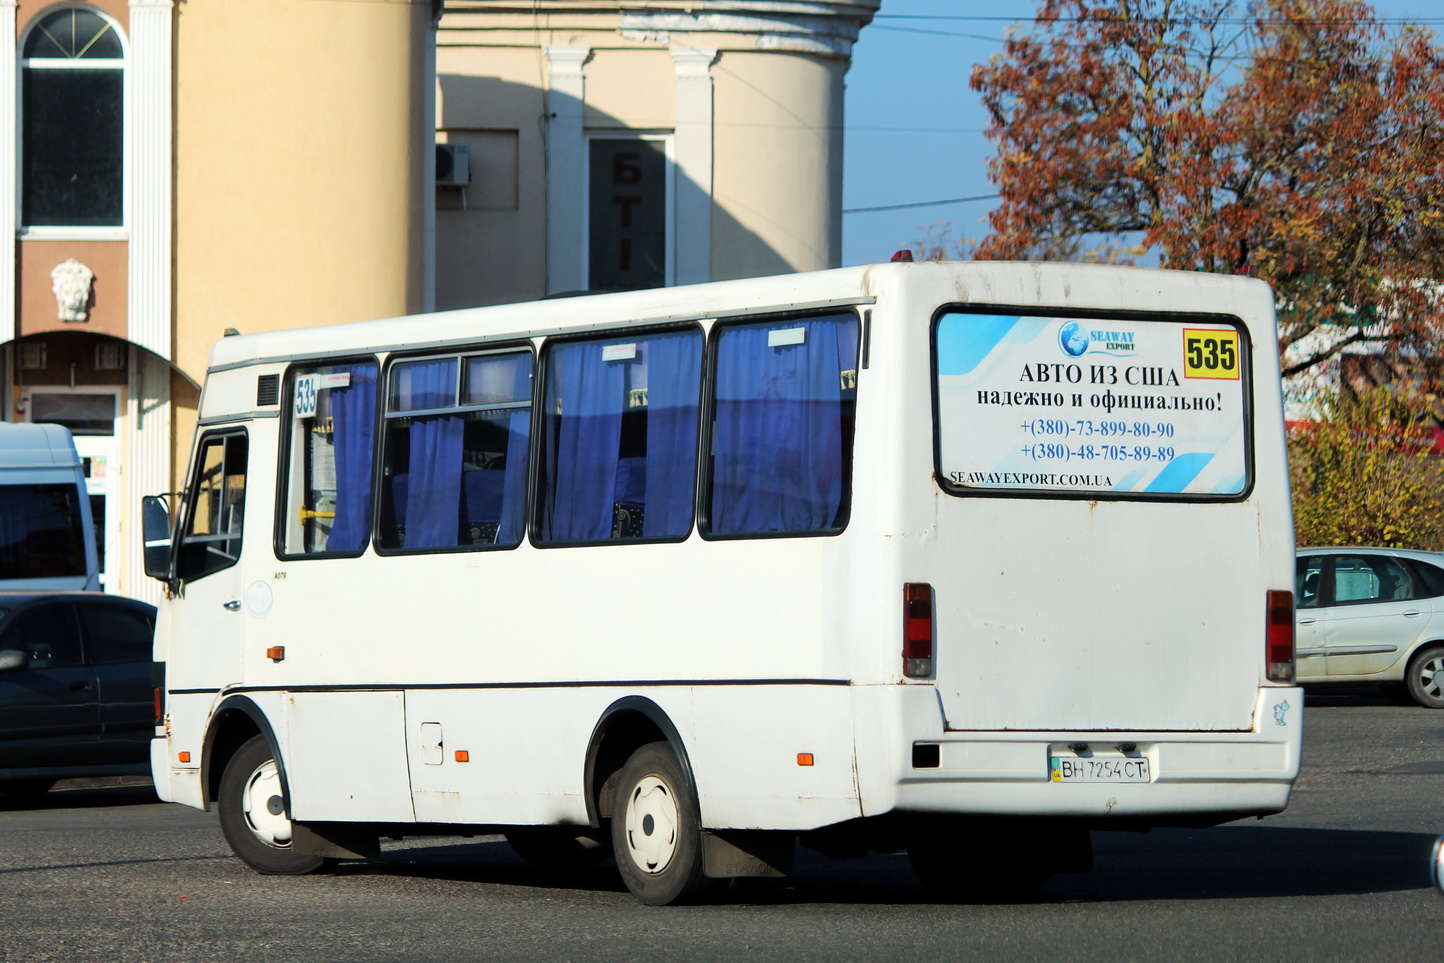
xmin=1183 ymin=329 xmax=1241 ymax=380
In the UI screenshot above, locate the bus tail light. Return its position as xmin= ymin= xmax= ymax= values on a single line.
xmin=1266 ymin=590 xmax=1294 ymax=683
xmin=903 ymin=583 xmax=933 ymax=678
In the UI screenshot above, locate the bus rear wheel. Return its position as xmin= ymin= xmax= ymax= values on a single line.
xmin=610 ymin=741 xmax=716 ymax=905
xmin=218 ymin=735 xmax=329 ymax=875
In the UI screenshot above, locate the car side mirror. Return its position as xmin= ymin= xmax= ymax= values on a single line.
xmin=0 ymin=649 xmax=25 ymax=672
xmin=142 ymin=495 xmax=174 ymax=581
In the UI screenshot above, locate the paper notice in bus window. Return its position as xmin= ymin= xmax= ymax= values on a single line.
xmin=934 ymin=312 xmax=1249 ymax=497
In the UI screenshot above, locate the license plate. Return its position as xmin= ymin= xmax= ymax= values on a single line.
xmin=1050 ymin=755 xmax=1150 ymax=783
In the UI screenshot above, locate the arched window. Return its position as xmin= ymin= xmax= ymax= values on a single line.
xmin=21 ymin=7 xmax=125 ymax=228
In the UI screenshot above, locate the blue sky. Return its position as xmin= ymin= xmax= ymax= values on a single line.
xmin=841 ymin=1 xmax=1444 ymax=266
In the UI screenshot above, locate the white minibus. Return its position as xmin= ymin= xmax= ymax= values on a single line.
xmin=145 ymin=259 xmax=1300 ymax=904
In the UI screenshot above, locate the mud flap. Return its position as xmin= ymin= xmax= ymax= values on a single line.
xmin=292 ymin=821 xmax=380 ymax=859
xmin=702 ymin=829 xmax=795 ymax=878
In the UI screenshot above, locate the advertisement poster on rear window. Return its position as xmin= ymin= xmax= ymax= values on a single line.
xmin=934 ymin=311 xmax=1250 ymax=497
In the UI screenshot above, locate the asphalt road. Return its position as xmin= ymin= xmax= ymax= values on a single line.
xmin=2 ymin=690 xmax=1442 ymax=962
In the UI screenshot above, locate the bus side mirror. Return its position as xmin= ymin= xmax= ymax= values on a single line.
xmin=142 ymin=495 xmax=173 ymax=581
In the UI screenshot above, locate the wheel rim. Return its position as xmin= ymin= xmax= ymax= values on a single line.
xmin=623 ymin=775 xmax=679 ymax=875
xmin=240 ymin=759 xmax=293 ymax=848
xmin=1421 ymin=655 xmax=1444 ymax=700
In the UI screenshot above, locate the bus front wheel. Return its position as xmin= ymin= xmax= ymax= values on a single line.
xmin=610 ymin=741 xmax=716 ymax=905
xmin=217 ymin=735 xmax=329 ymax=875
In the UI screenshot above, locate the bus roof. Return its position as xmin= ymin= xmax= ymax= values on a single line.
xmin=204 ymin=260 xmax=1275 ymax=373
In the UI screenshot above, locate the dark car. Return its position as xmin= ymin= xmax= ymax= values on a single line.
xmin=0 ymin=592 xmax=157 ymax=801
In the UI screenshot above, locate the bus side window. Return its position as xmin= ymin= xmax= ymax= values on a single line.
xmin=177 ymin=433 xmax=247 ymax=583
xmin=282 ymin=362 xmax=379 ymax=556
xmin=707 ymin=313 xmax=859 ymax=536
xmin=537 ymin=329 xmax=701 ymax=544
xmin=378 ymin=350 xmax=532 ymax=551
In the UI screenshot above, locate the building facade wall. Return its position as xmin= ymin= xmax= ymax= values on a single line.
xmin=173 ymin=1 xmax=431 ymax=382
xmin=3 ymin=0 xmax=432 ymax=600
xmin=434 ymin=0 xmax=877 ymax=309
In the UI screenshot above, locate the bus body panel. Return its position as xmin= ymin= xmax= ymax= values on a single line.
xmin=150 ymin=260 xmax=1300 ymax=863
xmin=849 ymin=683 xmax=1299 ymax=820
xmin=863 ymin=265 xmax=1292 ymax=734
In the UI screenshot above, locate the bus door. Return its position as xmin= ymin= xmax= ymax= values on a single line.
xmin=171 ymin=430 xmax=250 ymax=688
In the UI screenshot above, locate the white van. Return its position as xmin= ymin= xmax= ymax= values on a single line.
xmin=0 ymin=423 xmax=99 ymax=592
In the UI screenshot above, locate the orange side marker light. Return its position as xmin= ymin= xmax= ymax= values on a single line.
xmin=454 ymin=750 xmax=470 ymax=763
xmin=178 ymin=751 xmax=191 ymax=763
xmin=797 ymin=753 xmax=814 ymax=767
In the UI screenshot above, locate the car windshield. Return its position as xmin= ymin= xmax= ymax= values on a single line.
xmin=0 ymin=483 xmax=89 ymax=579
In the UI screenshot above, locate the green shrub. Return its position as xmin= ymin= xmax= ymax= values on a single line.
xmin=1289 ymin=388 xmax=1444 ymax=549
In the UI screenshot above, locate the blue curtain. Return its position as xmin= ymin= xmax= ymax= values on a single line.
xmin=543 ymin=341 xmax=624 ymax=541
xmin=711 ymin=317 xmax=856 ymax=534
xmin=498 ymin=356 xmax=533 ymax=544
xmin=325 ymin=364 xmax=377 ymax=553
xmin=400 ymin=359 xmax=464 ymax=548
xmin=642 ymin=332 xmax=701 ymax=536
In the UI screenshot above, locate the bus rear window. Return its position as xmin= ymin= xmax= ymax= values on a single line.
xmin=934 ymin=311 xmax=1250 ymax=498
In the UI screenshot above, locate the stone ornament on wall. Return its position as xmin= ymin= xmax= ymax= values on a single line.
xmin=51 ymin=258 xmax=95 ymax=323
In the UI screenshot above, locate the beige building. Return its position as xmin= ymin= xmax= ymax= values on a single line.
xmin=0 ymin=0 xmax=876 ymax=600
xmin=436 ymin=0 xmax=879 ymax=307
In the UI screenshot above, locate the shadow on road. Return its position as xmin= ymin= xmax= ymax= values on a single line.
xmin=0 ymin=783 xmax=159 ymax=813
xmin=1303 ymin=686 xmax=1401 ymax=708
xmin=336 ymin=823 xmax=1437 ymax=905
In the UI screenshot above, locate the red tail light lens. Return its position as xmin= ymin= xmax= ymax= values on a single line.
xmin=904 ymin=583 xmax=933 ymax=678
xmin=1266 ymin=589 xmax=1294 ymax=684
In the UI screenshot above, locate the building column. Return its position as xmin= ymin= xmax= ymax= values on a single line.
xmin=545 ymin=46 xmax=591 ymax=296
xmin=671 ymin=48 xmax=718 ymax=286
xmin=129 ymin=0 xmax=173 ymax=361
xmin=0 ymin=0 xmax=17 ymax=349
xmin=126 ymin=0 xmax=174 ymax=604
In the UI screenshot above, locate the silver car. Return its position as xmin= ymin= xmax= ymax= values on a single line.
xmin=1296 ymin=547 xmax=1444 ymax=707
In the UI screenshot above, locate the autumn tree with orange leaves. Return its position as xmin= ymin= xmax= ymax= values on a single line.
xmin=970 ymin=0 xmax=1444 ymax=378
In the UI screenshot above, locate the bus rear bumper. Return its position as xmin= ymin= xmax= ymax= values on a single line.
xmin=875 ymin=686 xmax=1303 ymax=822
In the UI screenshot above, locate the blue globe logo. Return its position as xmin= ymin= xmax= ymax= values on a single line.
xmin=1059 ymin=321 xmax=1089 ymax=358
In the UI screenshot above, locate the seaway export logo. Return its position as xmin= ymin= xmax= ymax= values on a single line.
xmin=1059 ymin=321 xmax=1138 ymax=358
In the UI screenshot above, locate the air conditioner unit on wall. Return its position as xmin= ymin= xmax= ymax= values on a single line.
xmin=436 ymin=143 xmax=471 ymax=187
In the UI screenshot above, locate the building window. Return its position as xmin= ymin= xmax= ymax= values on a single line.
xmin=587 ymin=137 xmax=671 ymax=292
xmin=21 ymin=8 xmax=125 ymax=228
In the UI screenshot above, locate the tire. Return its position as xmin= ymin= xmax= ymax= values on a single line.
xmin=0 ymin=778 xmax=56 ymax=802
xmin=217 ymin=735 xmax=329 ymax=875
xmin=906 ymin=819 xmax=1057 ymax=902
xmin=610 ymin=741 xmax=716 ymax=905
xmin=505 ymin=827 xmax=613 ymax=873
xmin=1405 ymin=645 xmax=1444 ymax=709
